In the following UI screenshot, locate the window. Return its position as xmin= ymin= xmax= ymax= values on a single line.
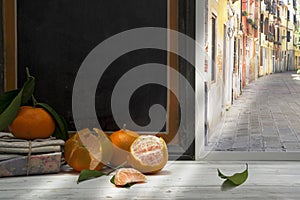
xmin=211 ymin=16 xmax=216 ymax=81
xmin=260 ymin=14 xmax=264 ymax=33
xmin=233 ymin=38 xmax=237 ymax=73
xmin=287 ymin=31 xmax=291 ymax=42
xmin=264 ymin=18 xmax=269 ymax=35
xmin=287 ymin=10 xmax=290 ymax=21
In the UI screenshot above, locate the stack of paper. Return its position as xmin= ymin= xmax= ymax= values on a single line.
xmin=0 ymin=132 xmax=64 ymax=177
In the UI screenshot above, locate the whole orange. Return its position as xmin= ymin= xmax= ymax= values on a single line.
xmin=109 ymin=128 xmax=139 ymax=167
xmin=64 ymin=128 xmax=113 ymax=172
xmin=9 ymin=106 xmax=55 ymax=140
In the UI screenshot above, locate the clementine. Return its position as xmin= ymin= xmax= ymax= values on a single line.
xmin=109 ymin=128 xmax=139 ymax=167
xmin=113 ymin=168 xmax=146 ymax=186
xmin=9 ymin=106 xmax=55 ymax=140
xmin=128 ymin=135 xmax=168 ymax=174
xmin=64 ymin=128 xmax=113 ymax=172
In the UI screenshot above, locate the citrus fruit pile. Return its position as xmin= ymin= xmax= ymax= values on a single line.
xmin=64 ymin=126 xmax=169 ymax=177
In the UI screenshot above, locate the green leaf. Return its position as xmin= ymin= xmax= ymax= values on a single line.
xmin=0 ymin=76 xmax=34 ymax=114
xmin=110 ymin=175 xmax=132 ymax=188
xmin=0 ymin=90 xmax=20 ymax=114
xmin=0 ymin=76 xmax=35 ymax=131
xmin=77 ymin=170 xmax=106 ymax=184
xmin=52 ymin=114 xmax=69 ymax=140
xmin=220 ymin=179 xmax=238 ymax=191
xmin=21 ymin=76 xmax=35 ymax=105
xmin=36 ymin=102 xmax=69 ymax=141
xmin=0 ymin=88 xmax=24 ymax=131
xmin=217 ymin=169 xmax=228 ymax=179
xmin=217 ymin=164 xmax=248 ymax=186
xmin=110 ymin=175 xmax=115 ymax=184
xmin=76 ymin=162 xmax=127 ymax=184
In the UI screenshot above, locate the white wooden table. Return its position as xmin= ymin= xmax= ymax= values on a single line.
xmin=1 ymin=161 xmax=300 ymax=199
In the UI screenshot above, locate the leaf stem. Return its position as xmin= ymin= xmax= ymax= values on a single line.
xmin=31 ymin=95 xmax=38 ymax=107
xmin=26 ymin=67 xmax=31 ymax=79
xmin=25 ymin=67 xmax=38 ymax=107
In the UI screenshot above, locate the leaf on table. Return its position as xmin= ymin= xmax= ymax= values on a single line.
xmin=0 ymin=77 xmax=35 ymax=131
xmin=221 ymin=179 xmax=238 ymax=191
xmin=76 ymin=162 xmax=127 ymax=184
xmin=36 ymin=102 xmax=69 ymax=141
xmin=110 ymin=175 xmax=133 ymax=188
xmin=77 ymin=170 xmax=106 ymax=184
xmin=217 ymin=163 xmax=248 ymax=185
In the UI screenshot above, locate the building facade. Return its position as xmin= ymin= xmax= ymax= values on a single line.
xmin=205 ymin=0 xmax=300 ymax=139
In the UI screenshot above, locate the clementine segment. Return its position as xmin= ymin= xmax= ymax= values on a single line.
xmin=64 ymin=128 xmax=113 ymax=172
xmin=114 ymin=168 xmax=146 ymax=186
xmin=9 ymin=106 xmax=55 ymax=140
xmin=129 ymin=135 xmax=168 ymax=174
xmin=109 ymin=128 xmax=139 ymax=167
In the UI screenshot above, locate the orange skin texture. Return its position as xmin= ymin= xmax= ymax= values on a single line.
xmin=9 ymin=106 xmax=55 ymax=140
xmin=64 ymin=128 xmax=113 ymax=172
xmin=110 ymin=129 xmax=139 ymax=151
xmin=64 ymin=133 xmax=103 ymax=172
xmin=109 ymin=129 xmax=139 ymax=167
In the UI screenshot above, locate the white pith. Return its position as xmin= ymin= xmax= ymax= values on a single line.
xmin=132 ymin=135 xmax=164 ymax=166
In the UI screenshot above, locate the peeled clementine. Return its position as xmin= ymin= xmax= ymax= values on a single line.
xmin=9 ymin=106 xmax=55 ymax=140
xmin=109 ymin=128 xmax=139 ymax=167
xmin=64 ymin=128 xmax=113 ymax=172
xmin=113 ymin=168 xmax=146 ymax=186
xmin=128 ymin=135 xmax=168 ymax=174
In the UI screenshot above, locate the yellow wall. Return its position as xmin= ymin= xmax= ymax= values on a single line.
xmin=208 ymin=0 xmax=228 ymax=80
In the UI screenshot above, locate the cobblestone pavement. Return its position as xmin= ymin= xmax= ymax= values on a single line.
xmin=208 ymin=71 xmax=300 ymax=152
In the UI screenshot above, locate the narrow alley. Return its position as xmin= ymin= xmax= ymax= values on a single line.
xmin=209 ymin=71 xmax=300 ymax=152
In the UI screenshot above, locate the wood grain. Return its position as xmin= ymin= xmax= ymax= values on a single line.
xmin=1 ymin=161 xmax=300 ymax=199
xmin=2 ymin=0 xmax=16 ymax=91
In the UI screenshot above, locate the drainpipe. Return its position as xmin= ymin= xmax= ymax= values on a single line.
xmin=286 ymin=2 xmax=289 ymax=71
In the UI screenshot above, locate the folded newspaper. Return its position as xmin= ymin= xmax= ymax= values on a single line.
xmin=0 ymin=132 xmax=65 ymax=177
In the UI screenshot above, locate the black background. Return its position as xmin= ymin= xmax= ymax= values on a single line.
xmin=17 ymin=0 xmax=168 ymax=131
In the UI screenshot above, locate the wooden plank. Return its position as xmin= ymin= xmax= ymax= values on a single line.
xmin=2 ymin=0 xmax=16 ymax=91
xmin=0 ymin=0 xmax=4 ymax=93
xmin=1 ymin=161 xmax=300 ymax=199
xmin=157 ymin=0 xmax=179 ymax=144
